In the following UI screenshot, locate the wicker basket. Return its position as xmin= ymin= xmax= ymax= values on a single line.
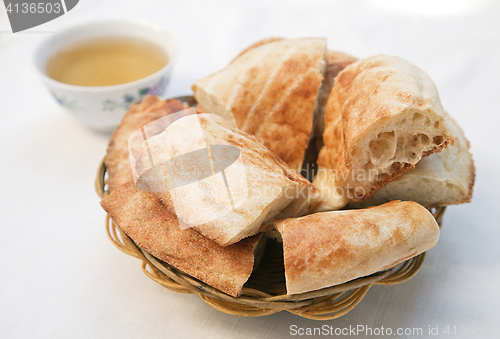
xmin=95 ymin=97 xmax=446 ymax=320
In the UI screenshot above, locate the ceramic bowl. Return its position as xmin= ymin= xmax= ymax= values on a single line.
xmin=34 ymin=19 xmax=178 ymax=131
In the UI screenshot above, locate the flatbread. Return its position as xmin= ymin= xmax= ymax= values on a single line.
xmin=317 ymin=54 xmax=453 ymax=202
xmin=134 ymin=113 xmax=314 ymax=246
xmin=192 ymin=37 xmax=326 ymax=172
xmin=100 ymin=182 xmax=266 ymax=297
xmin=275 ymin=200 xmax=440 ymax=295
xmin=104 ymin=95 xmax=188 ymax=192
xmin=348 ymin=114 xmax=475 ymax=208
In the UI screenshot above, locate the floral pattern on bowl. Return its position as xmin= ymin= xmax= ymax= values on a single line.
xmin=102 ymin=77 xmax=168 ymax=112
xmin=50 ymin=91 xmax=86 ymax=112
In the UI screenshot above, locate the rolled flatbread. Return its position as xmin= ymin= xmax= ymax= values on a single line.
xmin=275 ymin=201 xmax=440 ymax=295
xmin=316 ymin=54 xmax=453 ymax=203
xmin=348 ymin=114 xmax=475 ymax=208
xmin=192 ymin=37 xmax=326 ymax=172
xmin=133 ymin=113 xmax=315 ymax=246
xmin=101 ymin=182 xmax=266 ymax=297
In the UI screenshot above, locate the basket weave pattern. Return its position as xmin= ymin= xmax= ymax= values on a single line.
xmin=96 ymin=159 xmax=445 ymax=320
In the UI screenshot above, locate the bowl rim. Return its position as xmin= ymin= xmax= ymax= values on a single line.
xmin=33 ymin=18 xmax=178 ymax=93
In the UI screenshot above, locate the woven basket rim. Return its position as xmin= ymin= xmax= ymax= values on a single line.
xmin=95 ymin=95 xmax=446 ymax=319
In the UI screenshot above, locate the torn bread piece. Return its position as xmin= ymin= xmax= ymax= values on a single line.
xmin=134 ymin=113 xmax=314 ymax=246
xmin=275 ymin=201 xmax=440 ymax=295
xmin=348 ymin=114 xmax=475 ymax=208
xmin=100 ymin=182 xmax=266 ymax=297
xmin=104 ymin=95 xmax=188 ymax=192
xmin=317 ymin=54 xmax=453 ymax=202
xmin=192 ymin=38 xmax=326 ymax=172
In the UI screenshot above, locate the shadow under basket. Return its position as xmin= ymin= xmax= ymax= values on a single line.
xmin=95 ymin=97 xmax=446 ymax=320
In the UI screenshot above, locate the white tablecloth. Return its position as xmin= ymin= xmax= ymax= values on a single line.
xmin=1 ymin=0 xmax=499 ymax=338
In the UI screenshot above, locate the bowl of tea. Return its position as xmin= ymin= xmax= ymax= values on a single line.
xmin=34 ymin=19 xmax=178 ymax=131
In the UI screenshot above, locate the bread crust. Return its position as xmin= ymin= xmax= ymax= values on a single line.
xmin=232 ymin=37 xmax=284 ymax=61
xmin=101 ymin=182 xmax=263 ymax=297
xmin=446 ymin=114 xmax=475 ymax=206
xmin=104 ymin=96 xmax=188 ymax=192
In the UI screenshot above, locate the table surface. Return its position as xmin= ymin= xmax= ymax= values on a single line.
xmin=1 ymin=0 xmax=499 ymax=338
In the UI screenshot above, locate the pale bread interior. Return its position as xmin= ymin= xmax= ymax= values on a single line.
xmin=351 ymin=109 xmax=452 ymax=185
xmin=348 ymin=114 xmax=474 ymax=208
